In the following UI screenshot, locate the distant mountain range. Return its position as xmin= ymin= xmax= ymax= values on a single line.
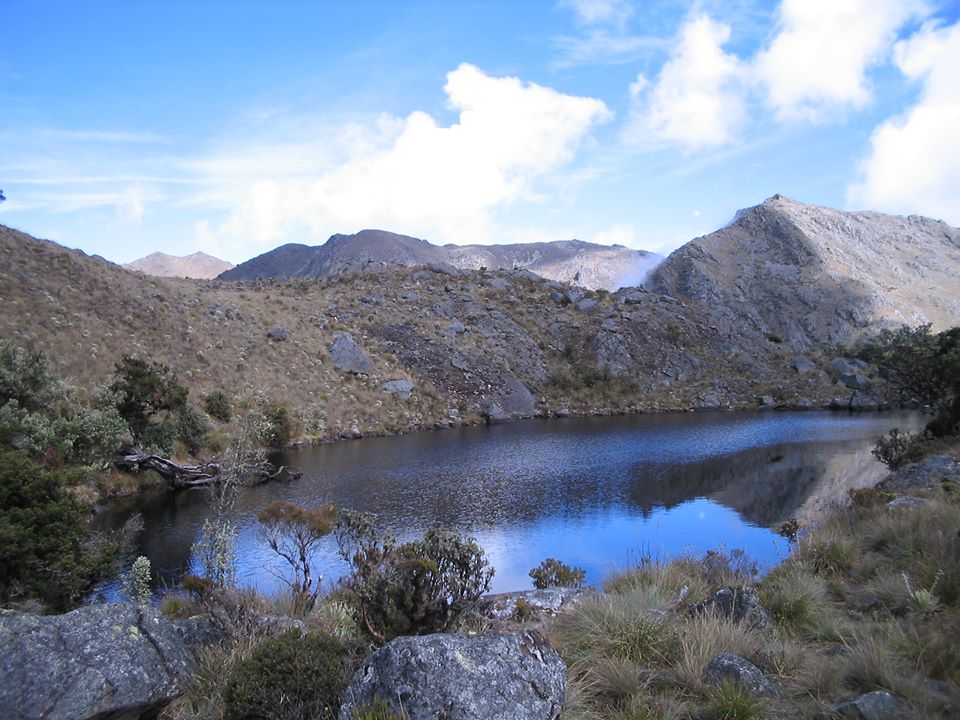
xmin=215 ymin=230 xmax=661 ymax=290
xmin=123 ymin=251 xmax=234 ymax=279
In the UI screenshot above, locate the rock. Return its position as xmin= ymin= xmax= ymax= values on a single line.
xmin=381 ymin=379 xmax=414 ymax=400
xmin=840 ymin=372 xmax=870 ymax=390
xmin=758 ymin=395 xmax=776 ymax=407
xmin=266 ymin=326 xmax=287 ymax=342
xmin=329 ymin=332 xmax=374 ymax=374
xmin=566 ymin=288 xmax=585 ymax=305
xmin=0 ymin=602 xmax=193 ymax=720
xmin=401 ymin=291 xmax=420 ymax=302
xmin=484 ymin=403 xmax=511 ymax=424
xmin=876 ymin=454 xmax=960 ymax=493
xmin=490 ymin=373 xmax=537 ymax=419
xmin=360 ymin=292 xmax=384 ymax=305
xmin=479 ymin=588 xmax=591 ymax=621
xmin=830 ymin=357 xmax=857 ymax=376
xmin=549 ymin=290 xmax=564 ymax=303
xmin=449 ymin=319 xmax=467 ymax=334
xmin=688 ymin=586 xmax=772 ymax=629
xmin=489 ymin=277 xmax=511 ymax=290
xmin=338 ymin=632 xmax=565 ymax=720
xmin=886 ymin=495 xmax=929 ymax=509
xmin=704 ymin=652 xmax=779 ymax=699
xmin=793 ymin=355 xmax=817 ymax=375
xmin=575 ymin=298 xmax=598 ymax=312
xmin=622 ymin=290 xmax=645 ymax=304
xmin=823 ymin=690 xmax=906 ymax=719
xmin=172 ymin=615 xmax=227 ymax=650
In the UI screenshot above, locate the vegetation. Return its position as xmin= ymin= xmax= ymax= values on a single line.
xmin=258 ymin=500 xmax=339 ymax=613
xmin=335 ymin=512 xmax=494 ymax=642
xmin=109 ymin=355 xmax=188 ymax=447
xmin=530 ymin=557 xmax=587 ymax=589
xmin=204 ymin=389 xmax=233 ymax=423
xmin=222 ymin=630 xmax=349 ymax=720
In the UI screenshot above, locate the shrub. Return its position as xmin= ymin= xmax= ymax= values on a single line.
xmin=262 ymin=402 xmax=292 ymax=448
xmin=530 ymin=557 xmax=587 ymax=589
xmin=336 ymin=513 xmax=494 ymax=643
xmin=174 ymin=404 xmax=211 ymax=455
xmin=109 ymin=355 xmax=187 ymax=446
xmin=0 ymin=449 xmax=121 ymax=609
xmin=222 ymin=630 xmax=348 ymax=720
xmin=871 ymin=428 xmax=917 ymax=470
xmin=258 ymin=501 xmax=339 ymax=613
xmin=0 ymin=341 xmax=62 ymax=412
xmin=205 ymin=389 xmax=233 ymax=423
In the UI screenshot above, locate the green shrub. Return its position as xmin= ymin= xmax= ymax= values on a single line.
xmin=530 ymin=557 xmax=587 ymax=589
xmin=336 ymin=513 xmax=494 ymax=643
xmin=222 ymin=630 xmax=348 ymax=720
xmin=205 ymin=389 xmax=233 ymax=423
xmin=109 ymin=355 xmax=187 ymax=446
xmin=174 ymin=404 xmax=211 ymax=455
xmin=0 ymin=449 xmax=121 ymax=609
xmin=0 ymin=341 xmax=62 ymax=412
xmin=262 ymin=402 xmax=292 ymax=448
xmin=871 ymin=428 xmax=918 ymax=470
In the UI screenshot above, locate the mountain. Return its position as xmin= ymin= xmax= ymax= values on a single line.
xmin=217 ymin=230 xmax=660 ymax=290
xmin=646 ymin=195 xmax=960 ymax=348
xmin=124 ymin=251 xmax=234 ymax=279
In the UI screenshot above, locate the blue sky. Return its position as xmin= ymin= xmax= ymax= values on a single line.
xmin=1 ymin=0 xmax=958 ymax=264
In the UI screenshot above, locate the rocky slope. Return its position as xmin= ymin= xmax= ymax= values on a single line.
xmin=647 ymin=195 xmax=960 ymax=349
xmin=0 ymin=224 xmax=838 ymax=444
xmin=124 ymin=251 xmax=234 ymax=279
xmin=218 ymin=229 xmax=659 ymax=291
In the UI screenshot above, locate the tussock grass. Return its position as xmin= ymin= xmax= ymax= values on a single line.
xmin=671 ymin=612 xmax=764 ymax=693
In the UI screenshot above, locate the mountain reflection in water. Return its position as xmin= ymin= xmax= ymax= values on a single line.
xmin=93 ymin=410 xmax=922 ymax=596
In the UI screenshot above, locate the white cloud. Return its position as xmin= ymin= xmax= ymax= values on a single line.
xmin=561 ymin=0 xmax=634 ymax=27
xmin=624 ymin=14 xmax=746 ymax=151
xmin=848 ymin=19 xmax=960 ymax=225
xmin=593 ymin=222 xmax=635 ymax=246
xmin=195 ymin=64 xmax=611 ymax=257
xmin=754 ymin=0 xmax=927 ymax=121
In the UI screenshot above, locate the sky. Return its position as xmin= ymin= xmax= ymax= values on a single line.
xmin=1 ymin=0 xmax=958 ymax=265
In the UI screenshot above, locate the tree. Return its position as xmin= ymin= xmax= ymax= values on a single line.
xmin=109 ymin=355 xmax=187 ymax=446
xmin=859 ymin=324 xmax=960 ymax=437
xmin=258 ymin=501 xmax=339 ymax=612
xmin=0 ymin=341 xmax=62 ymax=412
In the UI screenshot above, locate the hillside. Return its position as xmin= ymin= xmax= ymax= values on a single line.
xmin=124 ymin=251 xmax=234 ymax=279
xmin=218 ymin=230 xmax=659 ymax=290
xmin=0 ymin=224 xmax=836 ymax=444
xmin=647 ymin=195 xmax=960 ymax=349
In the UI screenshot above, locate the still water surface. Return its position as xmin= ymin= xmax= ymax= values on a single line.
xmin=95 ymin=410 xmax=921 ymax=596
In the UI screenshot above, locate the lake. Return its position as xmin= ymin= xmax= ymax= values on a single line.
xmin=93 ymin=409 xmax=922 ymax=598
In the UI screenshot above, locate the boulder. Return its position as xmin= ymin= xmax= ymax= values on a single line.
xmin=329 ymin=332 xmax=374 ymax=374
xmin=381 ymin=379 xmax=414 ymax=400
xmin=338 ymin=632 xmax=565 ymax=720
xmin=704 ymin=652 xmax=779 ymax=699
xmin=0 ymin=602 xmax=192 ymax=720
xmin=876 ymin=454 xmax=960 ymax=493
xmin=823 ymin=690 xmax=906 ymax=719
xmin=266 ymin=326 xmax=287 ymax=342
xmin=793 ymin=356 xmax=817 ymax=375
xmin=488 ymin=373 xmax=536 ymax=420
xmin=401 ymin=291 xmax=420 ymax=302
xmin=688 ymin=586 xmax=772 ymax=629
xmin=621 ymin=290 xmax=645 ymax=304
xmin=449 ymin=319 xmax=467 ymax=334
xmin=575 ymin=298 xmax=598 ymax=312
xmin=479 ymin=588 xmax=590 ymax=621
xmin=839 ymin=372 xmax=870 ymax=390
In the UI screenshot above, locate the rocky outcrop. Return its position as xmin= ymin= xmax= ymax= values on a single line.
xmin=822 ymin=690 xmax=906 ymax=719
xmin=688 ymin=586 xmax=772 ymax=629
xmin=704 ymin=652 xmax=779 ymax=699
xmin=875 ymin=453 xmax=960 ymax=493
xmin=329 ymin=332 xmax=374 ymax=374
xmin=647 ymin=195 xmax=960 ymax=349
xmin=0 ymin=602 xmax=192 ymax=720
xmin=338 ymin=632 xmax=565 ymax=720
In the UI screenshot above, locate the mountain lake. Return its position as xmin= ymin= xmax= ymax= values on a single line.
xmin=92 ymin=409 xmax=923 ymax=598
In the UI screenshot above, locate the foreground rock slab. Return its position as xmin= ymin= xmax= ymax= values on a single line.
xmin=704 ymin=652 xmax=779 ymax=699
xmin=339 ymin=631 xmax=565 ymax=720
xmin=0 ymin=602 xmax=192 ymax=720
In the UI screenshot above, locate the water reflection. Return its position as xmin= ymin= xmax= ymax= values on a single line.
xmin=94 ymin=410 xmax=921 ymax=595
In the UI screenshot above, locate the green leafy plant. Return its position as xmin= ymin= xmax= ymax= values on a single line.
xmin=529 ymin=557 xmax=587 ymax=589
xmin=109 ymin=355 xmax=187 ymax=447
xmin=204 ymin=389 xmax=233 ymax=423
xmin=871 ymin=428 xmax=918 ymax=470
xmin=336 ymin=512 xmax=494 ymax=642
xmin=125 ymin=555 xmax=152 ymax=605
xmin=222 ymin=630 xmax=348 ymax=720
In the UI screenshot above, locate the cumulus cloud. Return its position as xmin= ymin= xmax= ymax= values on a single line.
xmin=195 ymin=64 xmax=611 ymax=256
xmin=624 ymin=14 xmax=746 ymax=151
xmin=754 ymin=0 xmax=926 ymax=121
xmin=848 ymin=19 xmax=960 ymax=224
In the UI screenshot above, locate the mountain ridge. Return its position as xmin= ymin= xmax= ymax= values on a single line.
xmin=124 ymin=251 xmax=234 ymax=279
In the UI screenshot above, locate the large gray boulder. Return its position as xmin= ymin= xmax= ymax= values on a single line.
xmin=704 ymin=652 xmax=779 ymax=699
xmin=0 ymin=602 xmax=193 ymax=720
xmin=339 ymin=632 xmax=565 ymax=720
xmin=823 ymin=690 xmax=906 ymax=719
xmin=688 ymin=586 xmax=772 ymax=629
xmin=876 ymin=454 xmax=960 ymax=493
xmin=329 ymin=331 xmax=374 ymax=374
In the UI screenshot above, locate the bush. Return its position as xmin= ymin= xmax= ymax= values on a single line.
xmin=530 ymin=557 xmax=587 ymax=589
xmin=262 ymin=402 xmax=292 ymax=448
xmin=109 ymin=355 xmax=187 ymax=446
xmin=205 ymin=389 xmax=233 ymax=423
xmin=174 ymin=404 xmax=211 ymax=455
xmin=336 ymin=513 xmax=493 ymax=643
xmin=0 ymin=449 xmax=121 ymax=609
xmin=871 ymin=428 xmax=918 ymax=470
xmin=222 ymin=630 xmax=348 ymax=720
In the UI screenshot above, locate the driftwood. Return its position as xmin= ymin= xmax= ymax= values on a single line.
xmin=115 ymin=452 xmax=302 ymax=489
